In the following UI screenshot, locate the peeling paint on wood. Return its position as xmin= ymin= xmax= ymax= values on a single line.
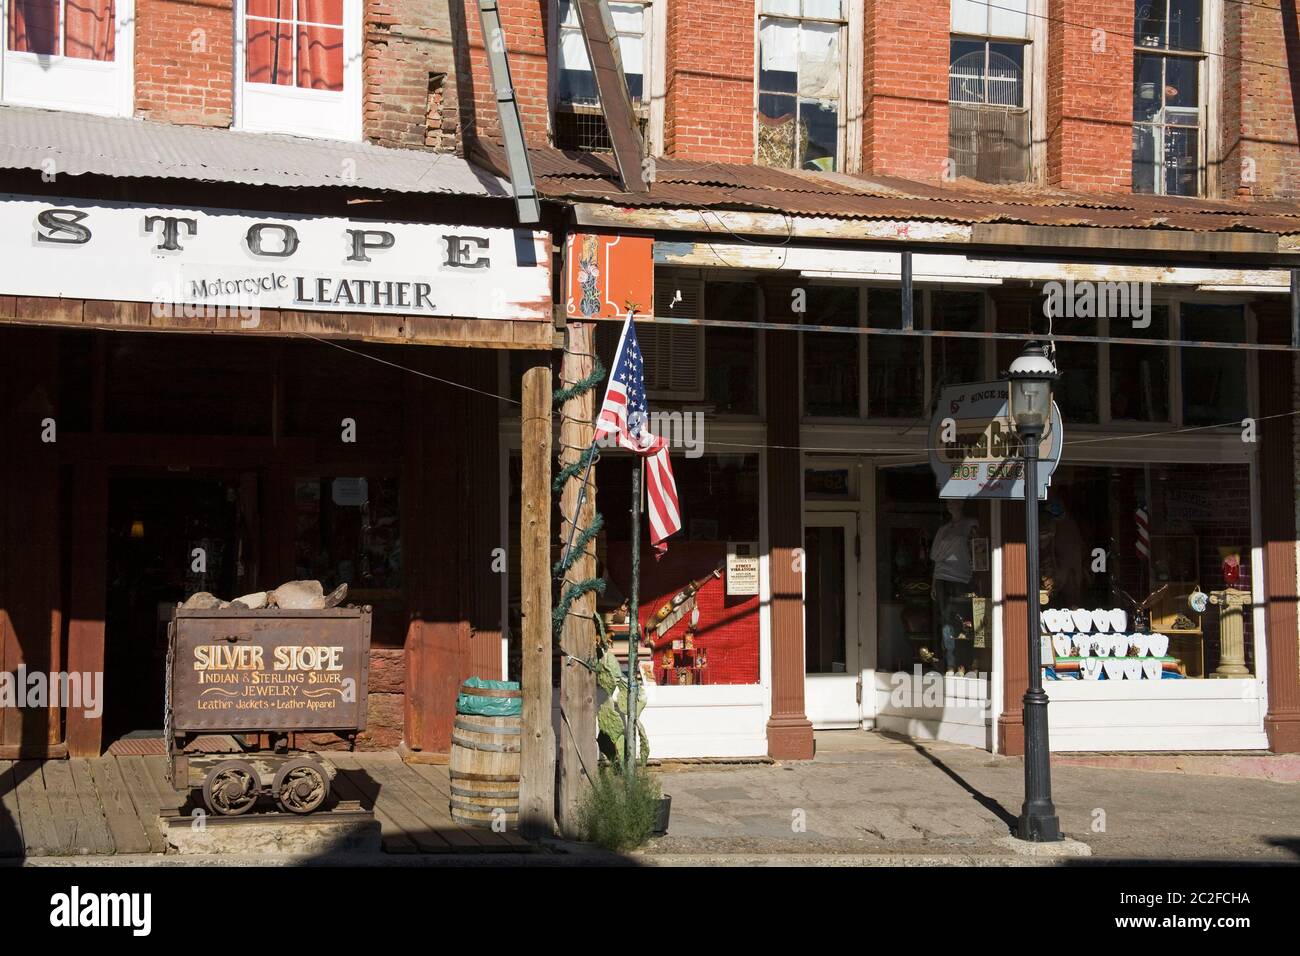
xmin=654 ymin=242 xmax=1294 ymax=289
xmin=0 ymin=298 xmax=555 ymax=350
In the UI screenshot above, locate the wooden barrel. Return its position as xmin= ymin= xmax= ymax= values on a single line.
xmin=449 ymin=683 xmax=521 ymax=828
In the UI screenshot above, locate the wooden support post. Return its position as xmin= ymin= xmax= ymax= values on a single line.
xmin=65 ymin=461 xmax=107 ymax=757
xmin=761 ymin=278 xmax=814 ymax=760
xmin=519 ymin=361 xmax=557 ymax=836
xmin=1257 ymin=303 xmax=1300 ymax=752
xmin=557 ymin=323 xmax=599 ymax=837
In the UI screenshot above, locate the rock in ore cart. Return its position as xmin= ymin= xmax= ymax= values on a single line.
xmin=165 ymin=580 xmax=370 ymax=817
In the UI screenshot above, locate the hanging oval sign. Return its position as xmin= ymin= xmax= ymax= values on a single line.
xmin=927 ymin=381 xmax=1063 ymax=501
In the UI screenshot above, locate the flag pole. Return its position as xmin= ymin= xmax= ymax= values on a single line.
xmin=560 ymin=441 xmax=598 ymax=567
xmin=626 ymin=454 xmax=641 ymax=774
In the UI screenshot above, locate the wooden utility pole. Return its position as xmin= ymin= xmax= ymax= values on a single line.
xmin=519 ymin=361 xmax=556 ymax=837
xmin=556 ymin=322 xmax=599 ymax=837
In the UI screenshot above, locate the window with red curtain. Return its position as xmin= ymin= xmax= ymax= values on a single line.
xmin=246 ymin=0 xmax=343 ymax=92
xmin=8 ymin=0 xmax=115 ymax=60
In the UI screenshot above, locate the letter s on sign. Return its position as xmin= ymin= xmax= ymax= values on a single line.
xmin=36 ymin=208 xmax=91 ymax=245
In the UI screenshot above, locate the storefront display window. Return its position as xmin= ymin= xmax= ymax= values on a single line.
xmin=598 ymin=454 xmax=762 ymax=686
xmin=803 ymin=285 xmax=860 ymax=416
xmin=931 ymin=291 xmax=984 ymax=401
xmin=876 ymin=464 xmax=994 ymax=675
xmin=294 ymin=476 xmax=402 ymax=598
xmin=1181 ymin=303 xmax=1248 ymax=427
xmin=994 ymin=293 xmax=1240 ymax=425
xmin=1044 ymin=315 xmax=1100 ymax=424
xmin=1039 ymin=462 xmax=1252 ymax=680
xmin=1110 ymin=304 xmax=1171 ymax=421
xmin=704 ymin=281 xmax=760 ymax=415
xmin=866 ymin=288 xmax=924 ymax=419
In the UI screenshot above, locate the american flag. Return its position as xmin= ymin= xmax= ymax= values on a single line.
xmin=594 ymin=316 xmax=681 ymax=554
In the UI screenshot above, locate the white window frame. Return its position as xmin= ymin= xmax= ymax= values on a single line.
xmin=233 ymin=0 xmax=362 ymax=141
xmin=947 ymin=0 xmax=1035 ymax=184
xmin=0 ymin=0 xmax=133 ymax=116
xmin=1131 ymin=0 xmax=1221 ymax=198
xmin=753 ymin=0 xmax=851 ymax=173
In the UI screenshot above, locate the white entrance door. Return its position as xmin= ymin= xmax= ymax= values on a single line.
xmin=803 ymin=513 xmax=860 ymax=728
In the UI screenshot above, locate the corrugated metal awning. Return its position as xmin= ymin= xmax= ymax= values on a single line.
xmin=472 ymin=141 xmax=1300 ymax=241
xmin=0 ymin=105 xmax=511 ymax=197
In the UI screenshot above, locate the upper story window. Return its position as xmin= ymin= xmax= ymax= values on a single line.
xmin=756 ymin=0 xmax=845 ymax=172
xmin=1132 ymin=0 xmax=1204 ymax=195
xmin=553 ymin=0 xmax=651 ymax=151
xmin=1 ymin=0 xmax=132 ymax=115
xmin=236 ymin=0 xmax=361 ymax=140
xmin=948 ymin=0 xmax=1030 ymax=183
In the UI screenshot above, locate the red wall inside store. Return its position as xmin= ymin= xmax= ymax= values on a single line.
xmin=605 ymin=541 xmax=760 ymax=686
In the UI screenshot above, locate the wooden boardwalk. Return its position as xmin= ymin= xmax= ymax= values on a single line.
xmin=0 ymin=752 xmax=528 ymax=857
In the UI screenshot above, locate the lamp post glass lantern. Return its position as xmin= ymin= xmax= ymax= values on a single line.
xmin=1007 ymin=342 xmax=1062 ymax=843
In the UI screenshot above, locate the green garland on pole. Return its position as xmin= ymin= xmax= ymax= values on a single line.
xmin=552 ymin=356 xmax=607 ymax=639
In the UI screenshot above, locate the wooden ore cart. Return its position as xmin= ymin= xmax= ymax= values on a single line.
xmin=166 ymin=605 xmax=371 ymax=816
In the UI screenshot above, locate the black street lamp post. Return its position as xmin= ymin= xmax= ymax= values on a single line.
xmin=1007 ymin=342 xmax=1063 ymax=843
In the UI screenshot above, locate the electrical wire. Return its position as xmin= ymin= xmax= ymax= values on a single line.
xmin=295 ymin=326 xmax=1298 ymax=458
xmin=968 ymin=0 xmax=1294 ymax=74
xmin=297 ymin=332 xmax=520 ymax=404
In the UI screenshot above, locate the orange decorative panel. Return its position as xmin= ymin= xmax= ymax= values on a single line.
xmin=564 ymin=232 xmax=654 ymax=321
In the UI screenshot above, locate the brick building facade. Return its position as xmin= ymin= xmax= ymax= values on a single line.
xmin=1 ymin=0 xmax=1299 ymax=764
xmin=28 ymin=0 xmax=1296 ymax=201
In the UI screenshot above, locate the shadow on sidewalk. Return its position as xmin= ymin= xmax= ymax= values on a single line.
xmin=909 ymin=741 xmax=1018 ymax=834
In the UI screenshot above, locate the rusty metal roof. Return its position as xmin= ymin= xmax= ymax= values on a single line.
xmin=473 ymin=143 xmax=1300 ymax=236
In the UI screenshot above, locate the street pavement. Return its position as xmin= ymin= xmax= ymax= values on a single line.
xmin=11 ymin=731 xmax=1298 ymax=866
xmin=640 ymin=731 xmax=1300 ymax=864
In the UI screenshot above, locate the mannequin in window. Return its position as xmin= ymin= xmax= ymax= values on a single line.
xmin=927 ymin=499 xmax=978 ymax=673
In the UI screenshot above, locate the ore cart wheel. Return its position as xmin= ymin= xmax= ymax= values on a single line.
xmin=273 ymin=758 xmax=330 ymax=814
xmin=202 ymin=760 xmax=261 ymax=816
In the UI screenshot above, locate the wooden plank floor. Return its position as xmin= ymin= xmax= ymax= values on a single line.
xmin=0 ymin=754 xmax=530 ymax=857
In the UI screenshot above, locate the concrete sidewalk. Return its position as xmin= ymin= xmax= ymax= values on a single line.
xmin=640 ymin=732 xmax=1300 ymax=864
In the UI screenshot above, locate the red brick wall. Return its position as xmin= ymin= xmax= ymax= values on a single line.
xmin=124 ymin=0 xmax=1300 ymax=197
xmin=664 ymin=0 xmax=754 ymax=162
xmin=1222 ymin=0 xmax=1300 ymax=199
xmin=862 ymin=0 xmax=949 ymax=181
xmin=607 ymin=543 xmax=762 ymax=686
xmin=133 ymin=0 xmax=235 ymax=127
xmin=1046 ymin=0 xmax=1132 ymax=192
xmin=456 ymin=0 xmax=551 ymax=149
xmin=364 ymin=0 xmax=461 ymax=150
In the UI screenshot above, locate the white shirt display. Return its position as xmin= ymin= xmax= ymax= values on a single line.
xmin=931 ymin=517 xmax=978 ymax=585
